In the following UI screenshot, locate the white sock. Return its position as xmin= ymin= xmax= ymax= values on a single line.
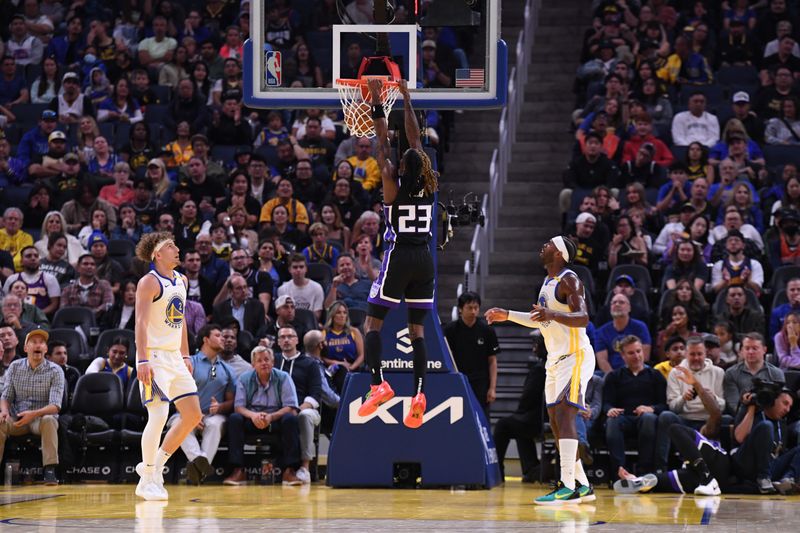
xmin=575 ymin=459 xmax=589 ymax=487
xmin=142 ymin=402 xmax=169 ymax=467
xmin=154 ymin=449 xmax=172 ymax=471
xmin=558 ymin=439 xmax=578 ymax=490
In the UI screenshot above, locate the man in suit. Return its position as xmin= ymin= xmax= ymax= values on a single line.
xmin=212 ymin=273 xmax=266 ymax=334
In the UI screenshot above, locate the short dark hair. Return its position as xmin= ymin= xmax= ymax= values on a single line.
xmin=289 ymin=253 xmax=306 ymax=265
xmin=584 ymin=131 xmax=603 ymax=144
xmin=669 ymin=162 xmax=688 ymax=173
xmin=618 ymin=335 xmax=642 ymax=352
xmin=197 ymin=323 xmax=222 ymax=346
xmin=741 ymin=331 xmax=766 ymax=346
xmin=663 ymin=336 xmax=686 ymax=352
xmin=457 ymin=291 xmax=481 ymax=309
xmin=48 ymin=340 xmax=67 ymax=352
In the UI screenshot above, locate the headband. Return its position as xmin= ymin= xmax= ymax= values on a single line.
xmin=151 ymin=239 xmax=173 ymax=260
xmin=552 ymin=236 xmax=570 ymax=263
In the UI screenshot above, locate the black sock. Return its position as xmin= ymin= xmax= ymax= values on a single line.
xmin=411 ymin=338 xmax=427 ymax=394
xmin=691 ymin=457 xmax=712 ymax=483
xmin=365 ymin=330 xmax=383 ymax=386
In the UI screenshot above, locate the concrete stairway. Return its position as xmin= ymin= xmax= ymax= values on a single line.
xmin=436 ymin=1 xmax=591 ymax=425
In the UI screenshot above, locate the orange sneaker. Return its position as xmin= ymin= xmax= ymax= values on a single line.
xmin=357 ymin=381 xmax=395 ymax=416
xmin=403 ymin=393 xmax=427 ymax=429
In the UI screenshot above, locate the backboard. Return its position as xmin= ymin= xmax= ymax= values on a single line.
xmin=244 ymin=0 xmax=507 ymax=110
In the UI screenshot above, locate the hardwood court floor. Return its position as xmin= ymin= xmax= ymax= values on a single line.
xmin=0 ymin=480 xmax=798 ymax=531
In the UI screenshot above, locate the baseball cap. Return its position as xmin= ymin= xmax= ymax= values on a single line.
xmin=147 ymin=158 xmax=162 ymax=168
xmin=732 ymin=91 xmax=750 ymax=104
xmin=87 ymin=231 xmax=108 ymax=248
xmin=25 ymin=328 xmax=49 ymax=344
xmin=48 ymin=131 xmax=67 ymax=142
xmin=614 ymin=274 xmax=636 ymax=287
xmin=576 ymin=212 xmax=597 ymax=224
xmin=680 ymin=201 xmax=696 ymax=212
xmin=62 ymin=72 xmax=80 ymax=83
xmin=41 ymin=110 xmax=58 ymax=121
xmin=702 ymin=333 xmax=721 ymax=348
xmin=275 ymin=294 xmax=294 ymax=308
xmin=63 ymin=152 xmax=80 ymax=163
xmin=421 ymin=40 xmax=437 ymax=49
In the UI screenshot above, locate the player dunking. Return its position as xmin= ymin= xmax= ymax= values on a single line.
xmin=134 ymin=232 xmax=205 ymax=500
xmin=485 ymin=237 xmax=597 ymax=504
xmin=356 ymin=78 xmax=439 ymax=428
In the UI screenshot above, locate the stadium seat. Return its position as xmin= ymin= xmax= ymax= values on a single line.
xmin=115 ymin=122 xmax=131 ymax=149
xmin=120 ymin=378 xmax=148 ymax=446
xmin=679 ymin=84 xmax=724 ymax=107
xmin=107 ymin=239 xmax=135 ymax=272
xmin=769 ymin=265 xmax=800 ymax=294
xmin=307 ymin=263 xmax=334 ymax=293
xmin=53 ymin=306 xmax=97 ymax=340
xmin=144 ymin=104 xmax=169 ymax=124
xmin=210 ymin=144 xmax=239 ymax=164
xmin=763 ymin=145 xmax=800 ymax=168
xmin=238 ymin=329 xmax=255 ymax=356
xmin=12 ymin=103 xmax=49 ymax=126
xmin=715 ymin=66 xmax=759 ymax=87
xmin=69 ymin=373 xmax=124 ymax=447
xmin=294 ymin=308 xmax=318 ymax=334
xmin=606 ymin=265 xmax=652 ymax=293
xmin=95 ymin=328 xmax=136 ymax=363
xmin=49 ymin=328 xmax=91 ymax=369
xmin=150 ymin=85 xmax=172 ymax=104
xmin=712 ymin=287 xmax=762 ymax=315
xmin=670 ymin=145 xmax=688 ymax=162
xmin=99 ymin=122 xmax=114 ymax=140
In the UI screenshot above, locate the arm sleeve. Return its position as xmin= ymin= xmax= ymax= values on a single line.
xmin=506 ymin=310 xmax=542 ymax=329
xmin=1 ymin=365 xmax=15 ymax=403
xmin=588 ymin=376 xmax=603 ymax=421
xmin=85 ymin=357 xmax=105 ymax=374
xmin=281 ymin=378 xmax=299 ymax=409
xmin=48 ymin=366 xmax=65 ymax=409
xmin=666 ymin=371 xmax=685 ymax=412
xmin=487 ymin=325 xmax=501 ymax=356
xmin=652 ymin=370 xmax=668 ymax=414
xmin=45 ymin=274 xmax=61 ymax=297
xmin=234 ymin=380 xmax=246 ymax=409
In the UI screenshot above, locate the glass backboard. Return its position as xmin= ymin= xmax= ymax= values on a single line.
xmin=244 ymin=0 xmax=506 ymax=110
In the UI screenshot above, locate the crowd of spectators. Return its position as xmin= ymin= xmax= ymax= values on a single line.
xmin=0 ymin=0 xmax=471 ymax=484
xmin=556 ymin=0 xmax=800 ymax=492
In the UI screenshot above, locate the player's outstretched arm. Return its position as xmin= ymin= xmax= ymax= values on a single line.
xmin=531 ymin=274 xmax=589 ymax=328
xmin=368 ymin=78 xmax=399 ymax=204
xmin=485 ymin=307 xmax=542 ymax=329
xmin=397 ymin=80 xmax=422 ymax=150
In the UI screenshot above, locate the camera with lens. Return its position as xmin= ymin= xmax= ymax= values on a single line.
xmin=749 ymin=378 xmax=785 ymax=409
xmin=445 ymin=192 xmax=485 ymax=228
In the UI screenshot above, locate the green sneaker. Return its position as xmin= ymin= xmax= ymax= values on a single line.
xmin=576 ymin=482 xmax=595 ymax=503
xmin=534 ymin=482 xmax=581 ymax=505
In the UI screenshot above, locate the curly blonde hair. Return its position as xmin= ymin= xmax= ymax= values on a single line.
xmin=135 ymin=231 xmax=175 ymax=262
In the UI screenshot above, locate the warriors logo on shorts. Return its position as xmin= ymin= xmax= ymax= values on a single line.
xmin=164 ymin=296 xmax=184 ymax=328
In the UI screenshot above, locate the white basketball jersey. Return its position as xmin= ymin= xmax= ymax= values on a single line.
xmin=536 ymin=268 xmax=591 ymax=358
xmin=145 ymin=269 xmax=186 ymax=351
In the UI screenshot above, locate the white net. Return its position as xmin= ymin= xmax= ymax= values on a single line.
xmin=336 ymin=77 xmax=400 ymax=138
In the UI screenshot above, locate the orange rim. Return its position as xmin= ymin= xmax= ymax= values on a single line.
xmin=336 ymin=78 xmax=400 ymax=89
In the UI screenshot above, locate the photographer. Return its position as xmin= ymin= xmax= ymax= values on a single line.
xmin=732 ymin=381 xmax=796 ymax=494
xmin=724 ymin=332 xmax=784 ymax=415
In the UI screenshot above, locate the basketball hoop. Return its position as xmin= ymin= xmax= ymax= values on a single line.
xmin=336 ymin=56 xmax=402 ymax=138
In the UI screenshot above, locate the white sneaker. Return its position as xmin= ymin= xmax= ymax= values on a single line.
xmin=295 ymin=466 xmax=311 ymax=485
xmin=694 ymin=478 xmax=721 ymax=496
xmin=135 ymin=462 xmax=168 ymax=501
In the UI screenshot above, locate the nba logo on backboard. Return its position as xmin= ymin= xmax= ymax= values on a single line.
xmin=265 ymin=50 xmax=281 ymax=87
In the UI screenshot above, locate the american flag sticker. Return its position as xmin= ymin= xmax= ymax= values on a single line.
xmin=455 ymin=68 xmax=484 ymax=88
xmin=265 ymin=50 xmax=282 ymax=87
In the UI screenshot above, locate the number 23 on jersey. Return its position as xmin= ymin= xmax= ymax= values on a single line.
xmin=397 ymin=205 xmax=432 ymax=233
